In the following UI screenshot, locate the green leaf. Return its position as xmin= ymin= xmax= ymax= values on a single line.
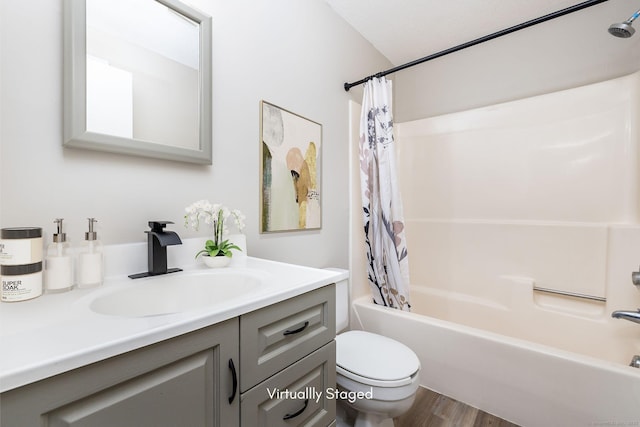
xmin=195 ymin=236 xmax=241 ymax=259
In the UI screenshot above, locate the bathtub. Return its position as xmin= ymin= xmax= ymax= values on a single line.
xmin=347 ymin=74 xmax=640 ymax=425
xmin=351 ymin=280 xmax=640 ymax=426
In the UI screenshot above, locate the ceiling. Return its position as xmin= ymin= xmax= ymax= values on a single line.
xmin=323 ymin=0 xmax=627 ymax=66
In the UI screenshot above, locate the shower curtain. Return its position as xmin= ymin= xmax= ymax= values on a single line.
xmin=359 ymin=77 xmax=411 ymax=311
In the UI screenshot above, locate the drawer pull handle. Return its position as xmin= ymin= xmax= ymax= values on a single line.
xmin=283 ymin=398 xmax=309 ymax=420
xmin=228 ymin=358 xmax=238 ymax=404
xmin=283 ymin=321 xmax=309 ymax=336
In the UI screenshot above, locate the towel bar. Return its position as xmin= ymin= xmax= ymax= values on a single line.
xmin=532 ymin=286 xmax=606 ymax=302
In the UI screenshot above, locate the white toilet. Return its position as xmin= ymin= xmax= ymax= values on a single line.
xmin=331 ymin=271 xmax=421 ymax=427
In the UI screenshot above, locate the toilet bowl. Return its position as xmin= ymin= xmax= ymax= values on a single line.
xmin=327 ymin=269 xmax=421 ymax=427
xmin=335 ymin=330 xmax=420 ymax=427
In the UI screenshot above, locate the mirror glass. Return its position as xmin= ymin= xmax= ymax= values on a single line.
xmin=64 ymin=0 xmax=212 ymax=164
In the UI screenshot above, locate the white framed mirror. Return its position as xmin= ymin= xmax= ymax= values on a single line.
xmin=63 ymin=0 xmax=212 ymax=164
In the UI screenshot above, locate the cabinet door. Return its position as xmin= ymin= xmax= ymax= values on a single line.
xmin=241 ymin=341 xmax=336 ymax=427
xmin=1 ymin=318 xmax=239 ymax=427
xmin=47 ymin=350 xmax=215 ymax=427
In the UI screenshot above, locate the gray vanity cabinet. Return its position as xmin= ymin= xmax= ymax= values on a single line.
xmin=0 ymin=284 xmax=337 ymax=427
xmin=0 ymin=318 xmax=240 ymax=427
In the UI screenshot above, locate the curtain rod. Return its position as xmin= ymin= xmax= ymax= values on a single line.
xmin=343 ymin=0 xmax=610 ymax=91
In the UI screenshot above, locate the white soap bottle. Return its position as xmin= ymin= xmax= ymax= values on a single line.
xmin=77 ymin=218 xmax=103 ymax=288
xmin=45 ymin=218 xmax=73 ymax=293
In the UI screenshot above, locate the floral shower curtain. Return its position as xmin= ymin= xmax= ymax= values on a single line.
xmin=359 ymin=77 xmax=411 ymax=311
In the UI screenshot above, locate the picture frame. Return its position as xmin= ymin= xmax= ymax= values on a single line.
xmin=260 ymin=101 xmax=322 ymax=233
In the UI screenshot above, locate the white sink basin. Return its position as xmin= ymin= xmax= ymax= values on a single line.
xmin=90 ymin=270 xmax=265 ymax=317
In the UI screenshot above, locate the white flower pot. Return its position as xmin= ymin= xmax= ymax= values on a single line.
xmin=203 ymin=255 xmax=231 ymax=268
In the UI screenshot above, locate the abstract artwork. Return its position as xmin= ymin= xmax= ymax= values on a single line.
xmin=260 ymin=101 xmax=322 ymax=232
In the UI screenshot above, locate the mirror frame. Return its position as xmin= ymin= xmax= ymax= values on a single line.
xmin=63 ymin=0 xmax=212 ymax=164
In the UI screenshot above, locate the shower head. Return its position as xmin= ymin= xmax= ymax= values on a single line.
xmin=609 ymin=9 xmax=640 ymax=38
xmin=609 ymin=21 xmax=636 ymax=38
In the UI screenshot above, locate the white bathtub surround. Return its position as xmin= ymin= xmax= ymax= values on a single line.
xmin=349 ymin=71 xmax=640 ymax=424
xmin=359 ymin=77 xmax=410 ymax=311
xmin=396 ymin=71 xmax=640 ymax=225
xmin=407 ymin=220 xmax=610 ymax=301
xmin=393 ymin=70 xmax=640 ymax=320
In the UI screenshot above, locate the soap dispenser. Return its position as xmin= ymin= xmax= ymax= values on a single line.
xmin=45 ymin=218 xmax=73 ymax=293
xmin=77 ymin=218 xmax=103 ymax=288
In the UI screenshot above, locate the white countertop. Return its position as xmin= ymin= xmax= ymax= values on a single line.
xmin=0 ymin=251 xmax=348 ymax=393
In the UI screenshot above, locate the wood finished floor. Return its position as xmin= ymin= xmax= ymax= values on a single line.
xmin=393 ymin=387 xmax=520 ymax=427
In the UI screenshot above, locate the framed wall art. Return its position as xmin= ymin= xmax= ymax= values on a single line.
xmin=260 ymin=101 xmax=322 ymax=233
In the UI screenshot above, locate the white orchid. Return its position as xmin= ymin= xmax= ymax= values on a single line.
xmin=184 ymin=200 xmax=245 ymax=258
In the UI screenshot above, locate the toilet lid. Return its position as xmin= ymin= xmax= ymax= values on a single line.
xmin=336 ymin=331 xmax=420 ymax=387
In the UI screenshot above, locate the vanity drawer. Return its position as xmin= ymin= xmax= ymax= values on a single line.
xmin=240 ymin=285 xmax=335 ymax=392
xmin=240 ymin=341 xmax=336 ymax=427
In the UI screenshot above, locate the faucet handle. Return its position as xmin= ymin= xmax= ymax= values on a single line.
xmin=148 ymin=221 xmax=174 ymax=232
xmin=632 ymin=265 xmax=640 ymax=287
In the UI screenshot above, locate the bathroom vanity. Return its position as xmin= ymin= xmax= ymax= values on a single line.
xmin=0 ymin=256 xmax=343 ymax=427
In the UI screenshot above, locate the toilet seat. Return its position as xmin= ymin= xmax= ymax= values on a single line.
xmin=335 ymin=331 xmax=420 ymax=388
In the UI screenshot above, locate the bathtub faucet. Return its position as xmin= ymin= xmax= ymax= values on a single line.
xmin=611 ymin=309 xmax=640 ymax=324
xmin=632 ymin=266 xmax=640 ymax=288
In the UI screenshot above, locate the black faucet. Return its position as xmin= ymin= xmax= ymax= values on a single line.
xmin=129 ymin=221 xmax=183 ymax=279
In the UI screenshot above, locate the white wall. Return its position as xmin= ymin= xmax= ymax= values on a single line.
xmin=393 ymin=0 xmax=640 ymax=121
xmin=0 ymin=0 xmax=392 ymax=269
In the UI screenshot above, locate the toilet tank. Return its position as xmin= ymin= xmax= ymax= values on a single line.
xmin=324 ymin=268 xmax=349 ymax=333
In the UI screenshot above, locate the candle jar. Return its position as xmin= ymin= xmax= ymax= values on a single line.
xmin=1 ymin=262 xmax=43 ymax=302
xmin=0 ymin=227 xmax=43 ymax=266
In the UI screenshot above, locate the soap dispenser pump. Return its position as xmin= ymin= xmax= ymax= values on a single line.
xmin=77 ymin=218 xmax=103 ymax=288
xmin=45 ymin=218 xmax=73 ymax=293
